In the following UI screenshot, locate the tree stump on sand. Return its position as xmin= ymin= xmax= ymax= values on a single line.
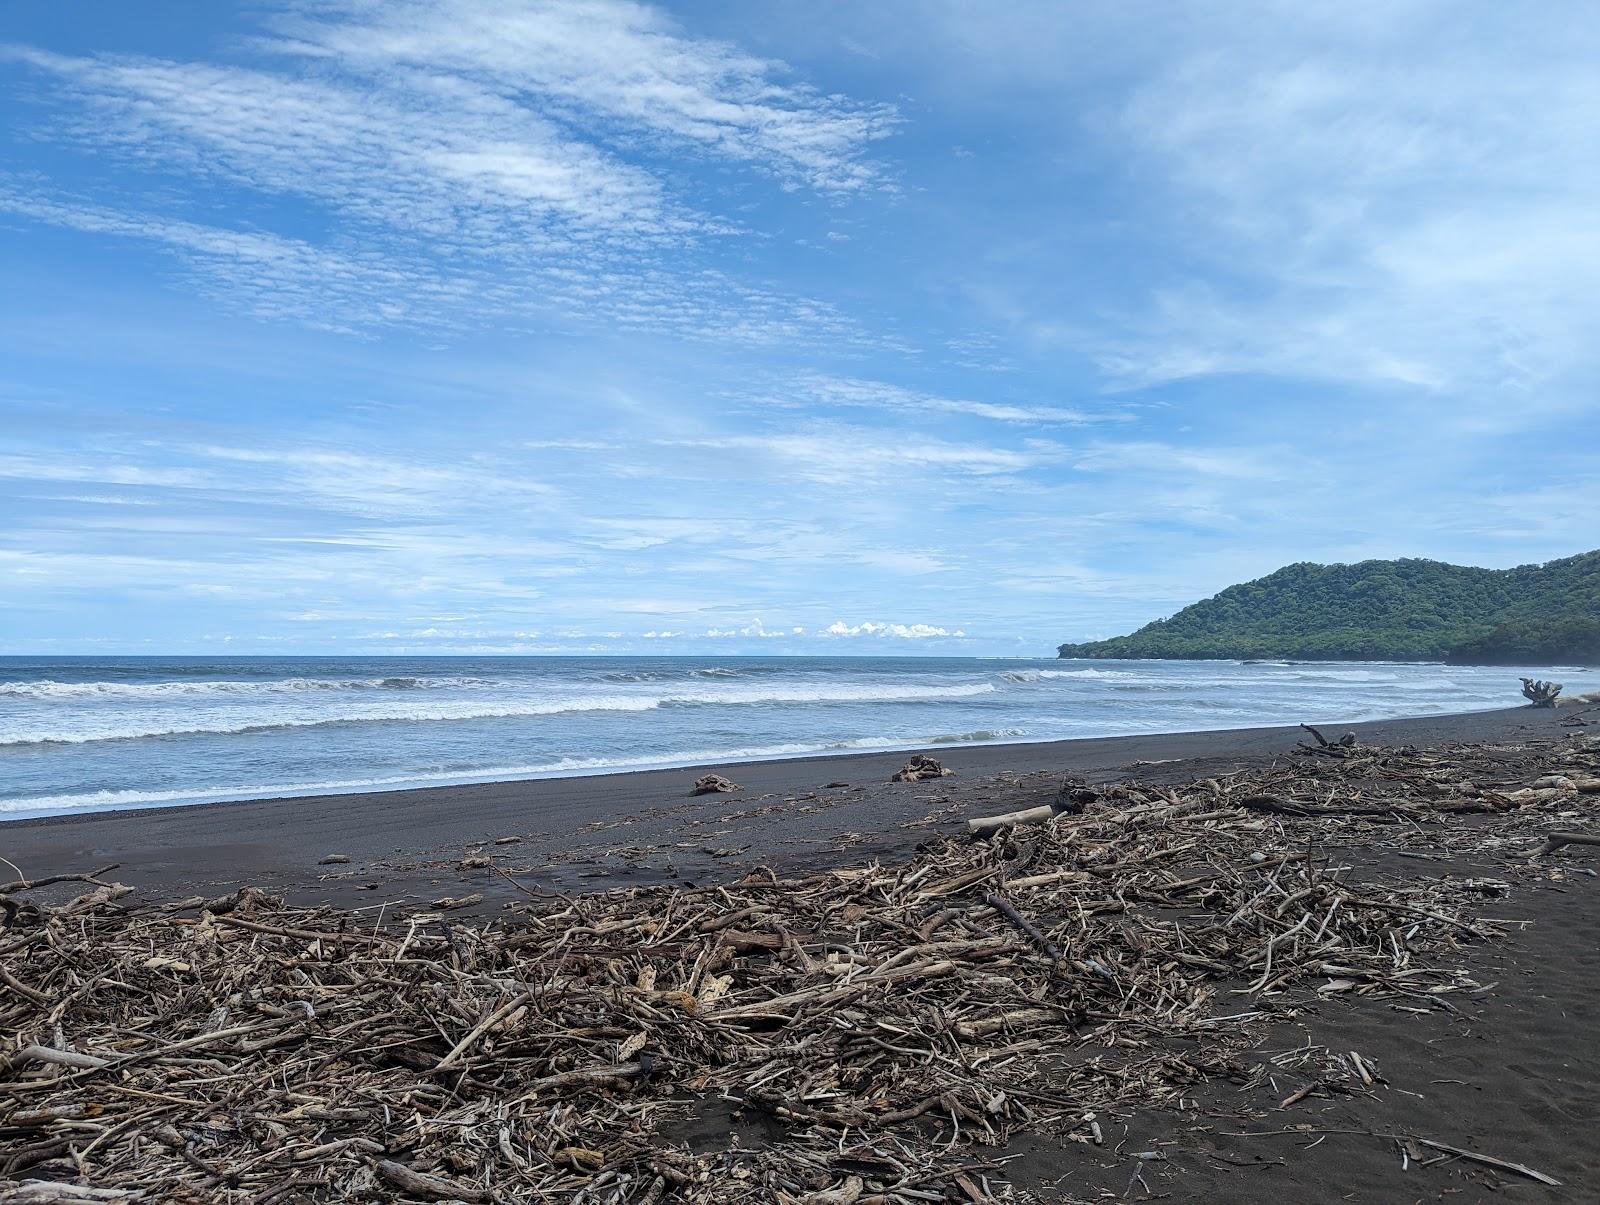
xmin=892 ymin=755 xmax=954 ymax=783
xmin=1521 ymin=678 xmax=1562 ymax=708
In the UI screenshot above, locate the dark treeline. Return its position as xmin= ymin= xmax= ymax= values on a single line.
xmin=1058 ymin=551 xmax=1600 ymax=665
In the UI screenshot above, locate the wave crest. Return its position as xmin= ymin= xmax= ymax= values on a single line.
xmin=0 ymin=681 xmax=999 ymax=747
xmin=0 ymin=676 xmax=499 ymax=699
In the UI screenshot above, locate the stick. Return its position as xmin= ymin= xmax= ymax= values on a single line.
xmin=1415 ymin=1138 xmax=1561 ymax=1186
xmin=434 ymin=991 xmax=533 ymax=1070
xmin=0 ymin=865 xmax=122 ymax=895
xmin=983 ymin=892 xmax=1062 ymax=962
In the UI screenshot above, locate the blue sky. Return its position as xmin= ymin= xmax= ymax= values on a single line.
xmin=2 ymin=1 xmax=1597 ymax=657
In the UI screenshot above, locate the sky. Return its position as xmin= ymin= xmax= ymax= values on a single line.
xmin=2 ymin=1 xmax=1597 ymax=657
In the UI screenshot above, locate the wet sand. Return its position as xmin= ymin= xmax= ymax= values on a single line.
xmin=2 ymin=706 xmax=1579 ymax=908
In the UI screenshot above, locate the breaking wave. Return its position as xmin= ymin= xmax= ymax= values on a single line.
xmin=0 ymin=676 xmax=499 ymax=699
xmin=0 ymin=681 xmax=999 ymax=747
xmin=999 ymin=668 xmax=1127 ymax=682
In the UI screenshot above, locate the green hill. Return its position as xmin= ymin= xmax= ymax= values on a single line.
xmin=1057 ymin=551 xmax=1600 ymax=664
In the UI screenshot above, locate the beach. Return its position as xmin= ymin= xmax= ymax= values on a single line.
xmin=5 ymin=703 xmax=1597 ymax=1201
xmin=4 ymin=704 xmax=1578 ymax=906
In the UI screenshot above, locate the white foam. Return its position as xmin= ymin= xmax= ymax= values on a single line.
xmin=0 ymin=727 xmax=1030 ymax=815
xmin=0 ymin=681 xmax=1000 ymax=746
xmin=999 ymin=668 xmax=1128 ymax=682
xmin=0 ymin=675 xmax=499 ymax=699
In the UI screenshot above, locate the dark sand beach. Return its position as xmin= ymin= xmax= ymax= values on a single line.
xmin=5 ymin=704 xmax=1598 ymax=1201
xmin=4 ymin=706 xmax=1579 ymax=906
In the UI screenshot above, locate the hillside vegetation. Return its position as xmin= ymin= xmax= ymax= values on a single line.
xmin=1057 ymin=551 xmax=1600 ymax=664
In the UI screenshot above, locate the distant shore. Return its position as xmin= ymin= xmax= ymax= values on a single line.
xmin=4 ymin=704 xmax=1579 ymax=908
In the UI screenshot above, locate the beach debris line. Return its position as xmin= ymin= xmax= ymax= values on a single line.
xmin=689 ymin=773 xmax=740 ymax=796
xmin=891 ymin=753 xmax=955 ymax=782
xmin=2 ymin=734 xmax=1596 ymax=1201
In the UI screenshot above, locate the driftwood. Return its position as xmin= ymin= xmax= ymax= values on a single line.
xmin=966 ymin=803 xmax=1058 ymax=835
xmin=1 ymin=732 xmax=1595 ymax=1200
xmin=983 ymin=891 xmax=1063 ymax=962
xmin=892 ymin=754 xmax=954 ymax=782
xmin=690 ymin=773 xmax=740 ymax=796
xmin=968 ymin=783 xmax=1096 ymax=834
xmin=374 ymin=1159 xmax=489 ymax=1202
xmin=1299 ymin=723 xmax=1357 ymax=754
xmin=1530 ymin=830 xmax=1600 ymax=858
xmin=1522 ymin=678 xmax=1562 ymax=707
xmin=1414 ymin=1138 xmax=1561 ymax=1186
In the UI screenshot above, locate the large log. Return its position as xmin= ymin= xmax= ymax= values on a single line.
xmin=966 ymin=804 xmax=1056 ymax=836
xmin=1521 ymin=678 xmax=1562 ymax=707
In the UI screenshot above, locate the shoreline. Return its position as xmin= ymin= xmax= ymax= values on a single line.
xmin=3 ymin=704 xmax=1578 ymax=907
xmin=6 ymin=701 xmax=1597 ymax=1200
xmin=2 ymin=702 xmax=1555 ymax=830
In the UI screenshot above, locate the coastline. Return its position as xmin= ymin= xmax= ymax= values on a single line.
xmin=3 ymin=704 xmax=1578 ymax=907
xmin=8 ymin=700 xmax=1599 ymax=1200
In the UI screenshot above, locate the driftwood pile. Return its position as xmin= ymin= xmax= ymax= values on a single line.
xmin=2 ymin=734 xmax=1597 ymax=1202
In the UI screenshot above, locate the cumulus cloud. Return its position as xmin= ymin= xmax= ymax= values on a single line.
xmin=824 ymin=620 xmax=966 ymax=639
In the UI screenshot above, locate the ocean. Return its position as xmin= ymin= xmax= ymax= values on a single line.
xmin=2 ymin=655 xmax=1595 ymax=821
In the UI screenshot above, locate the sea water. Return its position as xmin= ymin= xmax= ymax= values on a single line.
xmin=2 ymin=655 xmax=1594 ymax=820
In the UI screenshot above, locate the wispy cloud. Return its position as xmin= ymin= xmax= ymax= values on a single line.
xmin=1090 ymin=8 xmax=1600 ymax=401
xmin=657 ymin=426 xmax=1055 ymax=484
xmin=1 ymin=1 xmax=897 ymax=341
xmin=268 ymin=0 xmax=899 ymax=192
xmin=748 ymin=373 xmax=1126 ymax=426
xmin=0 ymin=189 xmax=497 ymax=335
xmin=7 ymin=45 xmax=680 ymax=243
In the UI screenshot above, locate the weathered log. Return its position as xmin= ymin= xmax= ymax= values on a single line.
xmin=892 ymin=755 xmax=954 ymax=783
xmin=372 ymin=1160 xmax=488 ymax=1203
xmin=0 ymin=1184 xmax=140 ymax=1203
xmin=1521 ymin=678 xmax=1562 ymax=707
xmin=1530 ymin=831 xmax=1600 ymax=858
xmin=966 ymin=804 xmax=1056 ymax=836
xmin=690 ymin=773 xmax=740 ymax=796
xmin=1238 ymin=793 xmax=1421 ymax=820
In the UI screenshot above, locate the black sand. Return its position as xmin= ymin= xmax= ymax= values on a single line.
xmin=5 ymin=704 xmax=1595 ymax=1201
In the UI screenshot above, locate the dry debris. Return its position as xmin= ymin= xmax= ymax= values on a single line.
xmin=892 ymin=755 xmax=954 ymax=783
xmin=2 ymin=734 xmax=1597 ymax=1202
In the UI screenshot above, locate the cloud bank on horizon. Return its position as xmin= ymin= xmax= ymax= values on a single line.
xmin=2 ymin=0 xmax=1596 ymax=656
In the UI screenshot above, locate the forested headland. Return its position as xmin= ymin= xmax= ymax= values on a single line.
xmin=1057 ymin=551 xmax=1600 ymax=664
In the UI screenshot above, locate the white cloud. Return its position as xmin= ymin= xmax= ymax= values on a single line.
xmin=269 ymin=0 xmax=898 ymax=192
xmin=659 ymin=427 xmax=1054 ymax=484
xmin=824 ymin=620 xmax=966 ymax=639
xmin=1 ymin=2 xmax=897 ymax=342
xmin=0 ymin=189 xmax=495 ymax=336
xmin=753 ymin=373 xmax=1125 ymax=426
xmin=0 ymin=186 xmax=876 ymax=344
xmin=8 ymin=46 xmax=677 ymax=243
xmin=1090 ymin=6 xmax=1600 ymax=401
